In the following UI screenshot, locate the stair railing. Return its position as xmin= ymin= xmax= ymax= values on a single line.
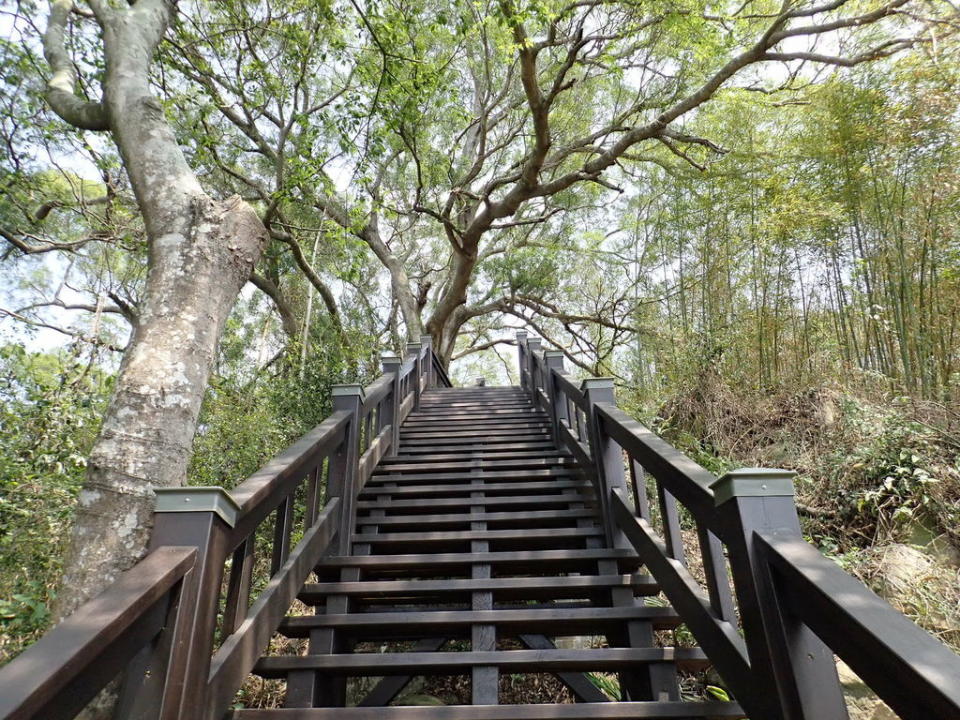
xmin=0 ymin=336 xmax=450 ymax=720
xmin=517 ymin=332 xmax=960 ymax=720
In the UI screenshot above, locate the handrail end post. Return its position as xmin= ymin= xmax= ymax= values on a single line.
xmin=406 ymin=341 xmax=423 ymax=410
xmin=331 ymin=384 xmax=364 ymax=555
xmin=715 ymin=467 xmax=846 ymax=720
xmin=581 ymin=378 xmax=625 ymax=548
xmin=382 ymin=352 xmax=402 ymax=456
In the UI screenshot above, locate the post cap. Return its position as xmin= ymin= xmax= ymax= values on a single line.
xmin=516 ymin=330 xmax=528 ymax=340
xmin=580 ymin=377 xmax=615 ymax=391
xmin=711 ymin=468 xmax=797 ymax=506
xmin=154 ymin=487 xmax=240 ymax=527
xmin=527 ymin=337 xmax=542 ymax=348
xmin=544 ymin=350 xmax=565 ymax=358
xmin=419 ymin=334 xmax=433 ymax=346
xmin=331 ymin=383 xmax=365 ymax=399
xmin=405 ymin=341 xmax=421 ymax=355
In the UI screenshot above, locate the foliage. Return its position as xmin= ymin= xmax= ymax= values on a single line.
xmin=0 ymin=344 xmax=110 ymax=661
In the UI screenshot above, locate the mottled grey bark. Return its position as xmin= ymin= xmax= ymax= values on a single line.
xmin=43 ymin=0 xmax=267 ymax=621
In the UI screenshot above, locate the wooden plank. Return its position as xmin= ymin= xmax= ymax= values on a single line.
xmin=278 ymin=602 xmax=681 ymax=638
xmin=352 ymin=527 xmax=602 ymax=544
xmin=367 ymin=469 xmax=582 ymax=485
xmin=358 ymin=480 xmax=590 ymax=499
xmin=233 ymin=702 xmax=745 ymax=719
xmin=316 ymin=548 xmax=640 ymax=571
xmin=355 ymin=492 xmax=596 ymax=512
xmin=253 ymin=647 xmax=711 ymax=677
xmin=375 ymin=458 xmax=579 ymax=473
xmin=298 ymin=574 xmax=658 ymax=601
xmin=354 ymin=508 xmax=597 ymax=527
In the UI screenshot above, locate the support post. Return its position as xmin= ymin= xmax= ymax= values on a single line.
xmin=329 ymin=385 xmax=363 ymax=555
xmin=381 ymin=352 xmax=401 ymax=457
xmin=712 ymin=469 xmax=847 ymax=720
xmin=135 ymin=487 xmax=240 ymax=720
xmin=406 ymin=341 xmax=422 ymax=411
xmin=516 ymin=331 xmax=528 ymax=389
xmin=581 ymin=378 xmax=628 ymax=548
xmin=543 ymin=351 xmax=566 ymax=445
xmin=526 ymin=337 xmax=542 ymax=405
xmin=419 ymin=334 xmax=434 ymax=388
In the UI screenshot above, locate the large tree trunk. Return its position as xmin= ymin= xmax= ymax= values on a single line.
xmin=46 ymin=0 xmax=267 ymax=620
xmin=55 ymin=197 xmax=264 ymax=617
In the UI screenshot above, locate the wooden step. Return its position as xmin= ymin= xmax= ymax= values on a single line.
xmin=367 ymin=469 xmax=581 ymax=485
xmin=316 ymin=548 xmax=641 ymax=573
xmin=298 ymin=574 xmax=658 ymax=602
xmin=352 ymin=527 xmax=602 ymax=545
xmin=359 ymin=479 xmax=590 ymax=499
xmin=375 ymin=457 xmax=579 ymax=473
xmin=378 ymin=445 xmax=571 ymax=462
xmin=354 ymin=508 xmax=598 ymax=528
xmin=278 ymin=605 xmax=682 ymax=638
xmin=253 ymin=647 xmax=711 ymax=678
xmin=233 ymin=702 xmax=745 ymax=719
xmin=355 ymin=492 xmax=595 ymax=512
xmin=391 ymin=439 xmax=556 ymax=452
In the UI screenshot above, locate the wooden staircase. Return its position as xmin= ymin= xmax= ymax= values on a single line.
xmin=3 ymin=336 xmax=959 ymax=720
xmin=236 ymin=386 xmax=742 ymax=718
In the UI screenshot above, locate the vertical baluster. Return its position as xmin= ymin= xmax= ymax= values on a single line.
xmin=697 ymin=523 xmax=736 ymax=624
xmin=304 ymin=464 xmax=320 ymax=528
xmin=271 ymin=495 xmax=294 ymax=575
xmin=657 ymin=483 xmax=686 ymax=565
xmin=222 ymin=537 xmax=254 ymax=635
xmin=629 ymin=458 xmax=651 ymax=521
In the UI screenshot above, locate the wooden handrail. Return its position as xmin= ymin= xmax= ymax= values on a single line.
xmin=516 ymin=332 xmax=960 ymax=720
xmin=758 ymin=532 xmax=960 ymax=720
xmin=0 ymin=342 xmax=452 ymax=720
xmin=0 ymin=547 xmax=196 ymax=720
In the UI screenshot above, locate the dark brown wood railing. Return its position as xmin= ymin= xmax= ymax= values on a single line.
xmin=0 ymin=336 xmax=449 ymax=720
xmin=517 ymin=331 xmax=960 ymax=720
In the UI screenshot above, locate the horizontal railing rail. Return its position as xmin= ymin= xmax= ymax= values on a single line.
xmin=516 ymin=331 xmax=960 ymax=720
xmin=0 ymin=336 xmax=450 ymax=720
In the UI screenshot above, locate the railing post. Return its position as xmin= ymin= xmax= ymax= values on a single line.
xmin=420 ymin=334 xmax=434 ymax=388
xmin=132 ymin=487 xmax=240 ymax=720
xmin=406 ymin=341 xmax=422 ymax=411
xmin=329 ymin=385 xmax=363 ymax=555
xmin=382 ymin=351 xmax=401 ymax=457
xmin=712 ymin=468 xmax=847 ymax=720
xmin=581 ymin=378 xmax=628 ymax=547
xmin=543 ymin=351 xmax=567 ymax=445
xmin=516 ymin=331 xmax=528 ymax=389
xmin=526 ymin=337 xmax=542 ymax=405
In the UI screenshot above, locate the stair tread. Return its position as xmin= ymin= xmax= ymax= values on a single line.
xmin=279 ymin=605 xmax=681 ymax=636
xmin=352 ymin=527 xmax=601 ymax=543
xmin=317 ymin=548 xmax=639 ymax=569
xmin=299 ymin=573 xmax=657 ymax=599
xmin=232 ymin=702 xmax=743 ymax=719
xmin=254 ymin=647 xmax=711 ymax=677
